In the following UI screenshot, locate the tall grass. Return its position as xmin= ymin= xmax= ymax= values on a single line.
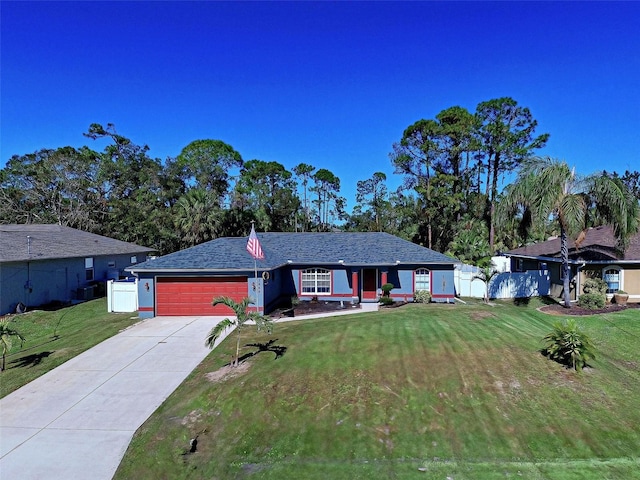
xmin=115 ymin=300 xmax=640 ymax=479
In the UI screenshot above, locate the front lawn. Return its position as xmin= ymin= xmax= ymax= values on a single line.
xmin=115 ymin=300 xmax=640 ymax=479
xmin=1 ymin=299 xmax=140 ymax=398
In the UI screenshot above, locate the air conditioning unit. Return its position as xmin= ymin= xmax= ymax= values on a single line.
xmin=77 ymin=287 xmax=94 ymax=301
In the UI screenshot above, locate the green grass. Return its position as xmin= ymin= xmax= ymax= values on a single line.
xmin=114 ymin=299 xmax=640 ymax=479
xmin=1 ymin=298 xmax=140 ymax=398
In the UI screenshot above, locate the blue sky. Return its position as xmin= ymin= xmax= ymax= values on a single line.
xmin=2 ymin=1 xmax=638 ymax=208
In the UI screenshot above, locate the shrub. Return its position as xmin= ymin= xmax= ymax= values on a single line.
xmin=379 ymin=296 xmax=394 ymax=306
xmin=616 ymin=290 xmax=627 ymax=294
xmin=381 ymin=283 xmax=394 ymax=297
xmin=578 ymin=292 xmax=605 ymax=310
xmin=583 ymin=278 xmax=607 ymax=295
xmin=542 ymin=319 xmax=596 ymax=371
xmin=414 ymin=290 xmax=431 ymax=304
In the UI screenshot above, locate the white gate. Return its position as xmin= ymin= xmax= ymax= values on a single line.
xmin=107 ymin=279 xmax=138 ymax=313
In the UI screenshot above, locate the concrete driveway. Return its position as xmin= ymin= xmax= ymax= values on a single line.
xmin=0 ymin=315 xmax=231 ymax=480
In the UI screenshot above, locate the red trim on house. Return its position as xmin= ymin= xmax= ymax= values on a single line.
xmin=381 ymin=270 xmax=388 ymax=286
xmin=352 ymin=270 xmax=359 ymax=298
xmin=431 ymin=293 xmax=454 ymax=299
xmin=139 ymin=306 xmax=154 ymax=312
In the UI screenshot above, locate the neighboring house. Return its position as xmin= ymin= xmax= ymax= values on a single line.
xmin=0 ymin=224 xmax=153 ymax=315
xmin=126 ymin=232 xmax=459 ymax=318
xmin=504 ymin=225 xmax=640 ymax=303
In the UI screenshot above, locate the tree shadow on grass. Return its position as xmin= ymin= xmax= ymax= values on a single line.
xmin=10 ymin=351 xmax=53 ymax=369
xmin=227 ymin=339 xmax=287 ymax=366
xmin=513 ymin=296 xmax=558 ymax=307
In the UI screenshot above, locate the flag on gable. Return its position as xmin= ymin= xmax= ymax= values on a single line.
xmin=246 ymin=225 xmax=265 ymax=260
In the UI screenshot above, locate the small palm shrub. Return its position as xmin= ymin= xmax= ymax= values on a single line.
xmin=542 ymin=319 xmax=595 ymax=371
xmin=379 ymin=296 xmax=394 ymax=306
xmin=578 ymin=293 xmax=606 ymax=310
xmin=414 ymin=290 xmax=431 ymax=303
xmin=381 ymin=283 xmax=394 ymax=297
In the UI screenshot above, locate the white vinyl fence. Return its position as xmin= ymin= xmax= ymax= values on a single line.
xmin=107 ymin=278 xmax=138 ymax=313
xmin=455 ymin=264 xmax=550 ymax=299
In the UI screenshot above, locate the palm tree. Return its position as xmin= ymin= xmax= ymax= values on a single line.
xmin=501 ymin=157 xmax=639 ymax=307
xmin=205 ymin=296 xmax=273 ymax=367
xmin=173 ymin=188 xmax=220 ymax=248
xmin=473 ymin=266 xmax=500 ymax=304
xmin=1 ymin=318 xmax=26 ymax=372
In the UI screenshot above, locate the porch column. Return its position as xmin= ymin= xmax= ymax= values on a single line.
xmin=351 ymin=270 xmax=359 ymax=304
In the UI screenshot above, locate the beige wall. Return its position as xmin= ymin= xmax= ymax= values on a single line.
xmin=623 ymin=267 xmax=640 ymax=300
xmin=581 ymin=265 xmax=640 ymax=303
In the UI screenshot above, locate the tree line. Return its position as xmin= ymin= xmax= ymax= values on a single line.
xmin=2 ymin=97 xmax=639 ymax=265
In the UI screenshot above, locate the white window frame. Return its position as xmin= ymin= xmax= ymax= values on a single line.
xmin=602 ymin=265 xmax=623 ymax=294
xmin=301 ymin=268 xmax=331 ymax=295
xmin=85 ymin=257 xmax=94 ymax=281
xmin=414 ymin=268 xmax=431 ymax=293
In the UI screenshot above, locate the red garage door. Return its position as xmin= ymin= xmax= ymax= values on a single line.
xmin=156 ymin=277 xmax=247 ymax=316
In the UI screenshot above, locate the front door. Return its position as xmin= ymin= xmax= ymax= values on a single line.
xmin=362 ymin=268 xmax=378 ymax=300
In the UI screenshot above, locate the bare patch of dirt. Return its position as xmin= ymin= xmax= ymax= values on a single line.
xmin=539 ymin=302 xmax=640 ymax=316
xmin=205 ymin=361 xmax=251 ymax=384
xmin=471 ymin=311 xmax=496 ymax=321
xmin=181 ymin=409 xmax=203 ymax=427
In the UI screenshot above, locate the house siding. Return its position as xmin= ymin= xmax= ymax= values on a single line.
xmin=292 ymin=267 xmax=353 ymax=301
xmin=289 ymin=266 xmax=456 ymax=303
xmin=389 ymin=270 xmax=414 ymax=300
xmin=0 ymin=253 xmax=146 ymax=315
xmin=430 ymin=269 xmax=456 ymax=301
xmin=624 ymin=267 xmax=640 ymax=300
xmin=137 ymin=277 xmax=155 ymax=318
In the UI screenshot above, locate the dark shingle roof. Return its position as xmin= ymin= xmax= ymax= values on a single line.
xmin=0 ymin=224 xmax=153 ymax=262
xmin=129 ymin=232 xmax=458 ymax=272
xmin=505 ymin=225 xmax=640 ymax=262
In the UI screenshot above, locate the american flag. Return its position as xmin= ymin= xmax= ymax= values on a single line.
xmin=246 ymin=225 xmax=265 ymax=260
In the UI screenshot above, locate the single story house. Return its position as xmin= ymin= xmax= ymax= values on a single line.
xmin=0 ymin=224 xmax=153 ymax=315
xmin=504 ymin=225 xmax=640 ymax=303
xmin=126 ymin=232 xmax=459 ymax=318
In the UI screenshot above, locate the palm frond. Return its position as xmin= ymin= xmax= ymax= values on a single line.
xmin=248 ymin=311 xmax=274 ymax=334
xmin=212 ymin=296 xmax=251 ymax=317
xmin=204 ymin=318 xmax=234 ymax=349
xmin=558 ymin=193 xmax=586 ymax=235
xmin=588 ymin=175 xmax=640 ymax=249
